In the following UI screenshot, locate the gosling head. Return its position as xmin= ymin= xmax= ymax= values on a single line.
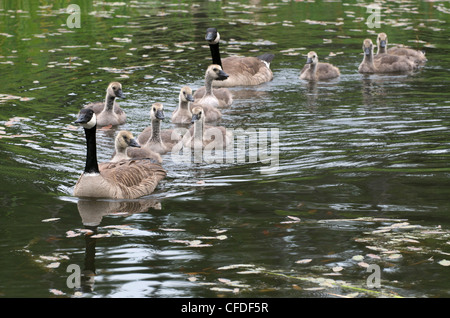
xmin=107 ymin=82 xmax=125 ymax=99
xmin=191 ymin=106 xmax=204 ymax=124
xmin=377 ymin=32 xmax=388 ymax=49
xmin=363 ymin=39 xmax=374 ymax=56
xmin=205 ymin=27 xmax=220 ymax=44
xmin=150 ymin=102 xmax=165 ymax=121
xmin=179 ymin=86 xmax=195 ymax=103
xmin=75 ymin=108 xmax=96 ymax=129
xmin=116 ymin=131 xmax=140 ymax=151
xmin=206 ymin=64 xmax=229 ymax=81
xmin=305 ymin=51 xmax=319 ymax=65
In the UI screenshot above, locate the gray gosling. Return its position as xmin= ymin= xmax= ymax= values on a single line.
xmin=83 ymin=82 xmax=126 ymax=127
xmin=300 ymin=51 xmax=340 ymax=81
xmin=111 ymin=130 xmax=162 ymax=164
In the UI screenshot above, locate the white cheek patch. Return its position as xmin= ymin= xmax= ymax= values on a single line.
xmin=82 ymin=113 xmax=97 ymax=129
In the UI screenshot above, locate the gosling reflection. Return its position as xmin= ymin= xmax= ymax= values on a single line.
xmin=75 ymin=198 xmax=161 ymax=293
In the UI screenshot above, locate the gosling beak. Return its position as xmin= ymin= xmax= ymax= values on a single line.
xmin=217 ymin=69 xmax=229 ymax=81
xmin=129 ymin=138 xmax=141 ymax=148
xmin=364 ymin=47 xmax=372 ymax=56
xmin=191 ymin=113 xmax=200 ymax=124
xmin=155 ymin=109 xmax=165 ymax=120
xmin=186 ymin=94 xmax=195 ymax=102
xmin=306 ymin=57 xmax=313 ymax=64
xmin=379 ymin=40 xmax=386 ymax=48
xmin=116 ymin=89 xmax=125 ymax=99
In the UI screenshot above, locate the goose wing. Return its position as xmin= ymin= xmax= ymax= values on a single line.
xmin=99 ymin=159 xmax=166 ymax=199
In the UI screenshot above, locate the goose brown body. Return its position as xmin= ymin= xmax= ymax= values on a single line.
xmin=73 ymin=109 xmax=166 ymax=199
xmin=204 ymin=28 xmax=274 ymax=87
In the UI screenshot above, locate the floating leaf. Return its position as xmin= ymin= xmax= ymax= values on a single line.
xmin=47 ymin=262 xmax=60 ymax=269
xmin=296 ymin=259 xmax=312 ymax=264
xmin=352 ymin=255 xmax=364 ymax=261
xmin=49 ymin=289 xmax=65 ymax=296
xmin=42 ymin=218 xmax=60 ymax=223
xmin=438 ymin=260 xmax=450 ymax=266
xmin=332 ymin=266 xmax=344 ymax=272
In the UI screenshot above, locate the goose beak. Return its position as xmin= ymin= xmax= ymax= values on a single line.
xmin=205 ymin=30 xmax=216 ymax=42
xmin=116 ymin=89 xmax=125 ymax=99
xmin=129 ymin=138 xmax=141 ymax=148
xmin=186 ymin=94 xmax=195 ymax=102
xmin=364 ymin=47 xmax=372 ymax=56
xmin=217 ymin=69 xmax=229 ymax=81
xmin=306 ymin=57 xmax=313 ymax=64
xmin=156 ymin=109 xmax=165 ymax=120
xmin=191 ymin=113 xmax=200 ymax=124
xmin=75 ymin=112 xmax=90 ymax=124
xmin=379 ymin=40 xmax=386 ymax=48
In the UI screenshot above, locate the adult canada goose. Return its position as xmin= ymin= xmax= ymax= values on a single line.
xmin=73 ymin=108 xmax=166 ymax=199
xmin=183 ymin=106 xmax=233 ymax=150
xmin=359 ymin=39 xmax=416 ymax=73
xmin=137 ymin=103 xmax=183 ymax=154
xmin=111 ymin=130 xmax=162 ymax=164
xmin=299 ymin=51 xmax=340 ymax=81
xmin=171 ymin=86 xmax=195 ymax=125
xmin=376 ymin=32 xmax=427 ymax=64
xmin=204 ymin=27 xmax=275 ymax=87
xmin=190 ymin=65 xmax=228 ymax=123
xmin=83 ymin=82 xmax=126 ymax=127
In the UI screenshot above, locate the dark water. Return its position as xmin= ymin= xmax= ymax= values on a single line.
xmin=0 ymin=0 xmax=449 ymax=298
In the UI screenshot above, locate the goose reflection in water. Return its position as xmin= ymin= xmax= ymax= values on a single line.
xmin=74 ymin=198 xmax=161 ymax=293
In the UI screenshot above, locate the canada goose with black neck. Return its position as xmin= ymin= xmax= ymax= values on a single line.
xmin=73 ymin=108 xmax=166 ymax=199
xmin=83 ymin=82 xmax=126 ymax=127
xmin=300 ymin=51 xmax=340 ymax=81
xmin=359 ymin=39 xmax=416 ymax=74
xmin=203 ymin=27 xmax=274 ymax=87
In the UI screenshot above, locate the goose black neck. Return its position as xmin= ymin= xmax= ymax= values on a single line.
xmin=84 ymin=126 xmax=100 ymax=174
xmin=209 ymin=42 xmax=222 ymax=68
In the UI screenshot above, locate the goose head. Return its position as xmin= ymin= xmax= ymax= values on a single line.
xmin=115 ymin=130 xmax=140 ymax=152
xmin=206 ymin=64 xmax=229 ymax=81
xmin=363 ymin=39 xmax=374 ymax=56
xmin=75 ymin=108 xmax=97 ymax=129
xmin=305 ymin=51 xmax=319 ymax=65
xmin=179 ymin=86 xmax=195 ymax=103
xmin=150 ymin=102 xmax=165 ymax=121
xmin=377 ymin=32 xmax=388 ymax=50
xmin=205 ymin=27 xmax=220 ymax=44
xmin=106 ymin=82 xmax=125 ymax=99
xmin=191 ymin=106 xmax=205 ymax=124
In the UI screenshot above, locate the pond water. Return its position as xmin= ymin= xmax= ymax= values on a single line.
xmin=0 ymin=0 xmax=449 ymax=298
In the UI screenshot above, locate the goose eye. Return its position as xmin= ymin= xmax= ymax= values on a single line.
xmin=112 ymin=86 xmax=116 ymax=90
